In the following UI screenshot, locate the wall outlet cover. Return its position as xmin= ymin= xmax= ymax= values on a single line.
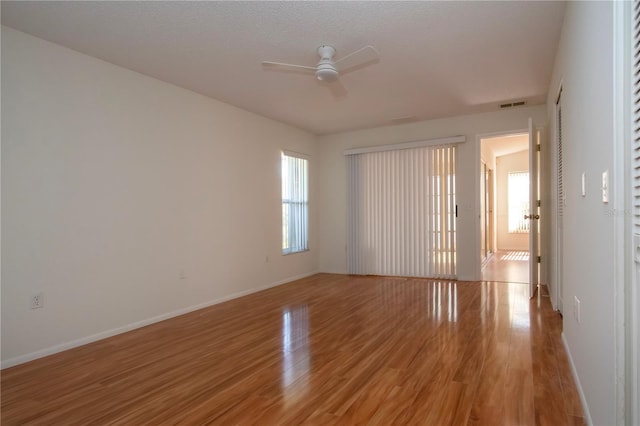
xmin=31 ymin=292 xmax=44 ymax=309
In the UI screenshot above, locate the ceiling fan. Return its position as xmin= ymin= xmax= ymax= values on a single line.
xmin=262 ymin=45 xmax=379 ymax=82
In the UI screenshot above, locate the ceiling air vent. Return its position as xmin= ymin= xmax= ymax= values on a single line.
xmin=500 ymin=100 xmax=527 ymax=109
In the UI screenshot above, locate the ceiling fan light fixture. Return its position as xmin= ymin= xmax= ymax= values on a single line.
xmin=316 ymin=67 xmax=339 ymax=81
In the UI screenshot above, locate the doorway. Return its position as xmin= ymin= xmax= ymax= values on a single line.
xmin=480 ymin=133 xmax=531 ymax=284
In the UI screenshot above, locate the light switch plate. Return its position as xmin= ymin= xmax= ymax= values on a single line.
xmin=581 ymin=172 xmax=586 ymax=197
xmin=602 ymin=170 xmax=609 ymax=203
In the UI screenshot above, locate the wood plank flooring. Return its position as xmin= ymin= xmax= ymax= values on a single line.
xmin=481 ymin=251 xmax=530 ymax=284
xmin=1 ymin=274 xmax=584 ymax=425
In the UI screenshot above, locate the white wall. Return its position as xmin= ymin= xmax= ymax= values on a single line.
xmin=317 ymin=105 xmax=546 ymax=281
xmin=1 ymin=27 xmax=318 ymax=366
xmin=546 ymin=2 xmax=616 ymax=424
xmin=495 ymin=150 xmax=529 ymax=251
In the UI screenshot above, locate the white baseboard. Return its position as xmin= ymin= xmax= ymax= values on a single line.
xmin=561 ymin=332 xmax=593 ymax=425
xmin=317 ymin=269 xmax=348 ymax=275
xmin=1 ymin=271 xmax=318 ymax=369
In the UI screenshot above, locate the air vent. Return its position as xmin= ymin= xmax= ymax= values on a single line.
xmin=500 ymin=100 xmax=527 ymax=109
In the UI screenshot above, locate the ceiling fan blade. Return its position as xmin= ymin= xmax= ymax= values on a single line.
xmin=261 ymin=61 xmax=316 ymax=71
xmin=325 ymin=79 xmax=348 ymax=100
xmin=334 ymin=45 xmax=379 ymax=70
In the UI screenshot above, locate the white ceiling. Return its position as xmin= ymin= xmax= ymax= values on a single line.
xmin=482 ymin=133 xmax=529 ymax=159
xmin=1 ymin=1 xmax=566 ymax=135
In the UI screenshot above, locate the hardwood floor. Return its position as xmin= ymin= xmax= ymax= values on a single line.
xmin=482 ymin=251 xmax=530 ymax=284
xmin=1 ymin=274 xmax=584 ymax=425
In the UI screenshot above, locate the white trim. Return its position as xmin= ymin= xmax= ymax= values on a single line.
xmin=318 ymin=269 xmax=348 ymax=275
xmin=562 ymin=333 xmax=593 ymax=426
xmin=0 ymin=271 xmax=318 ymax=369
xmin=282 ymin=149 xmax=309 ymax=159
xmin=343 ymin=135 xmax=465 ymax=156
xmin=612 ymin=1 xmax=628 ymax=423
xmin=477 ymin=129 xmax=528 ymax=141
xmin=554 ymin=78 xmax=564 ymax=105
xmin=619 ymin=0 xmax=638 ymax=424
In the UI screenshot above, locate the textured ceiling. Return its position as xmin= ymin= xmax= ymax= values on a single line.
xmin=1 ymin=1 xmax=566 ymax=135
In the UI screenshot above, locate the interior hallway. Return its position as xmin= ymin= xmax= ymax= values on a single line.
xmin=482 ymin=250 xmax=530 ymax=284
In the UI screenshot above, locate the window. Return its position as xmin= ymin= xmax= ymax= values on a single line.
xmin=282 ymin=152 xmax=308 ymax=254
xmin=508 ymin=171 xmax=530 ymax=233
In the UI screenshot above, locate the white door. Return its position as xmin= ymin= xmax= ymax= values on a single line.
xmin=528 ymin=118 xmax=539 ymax=298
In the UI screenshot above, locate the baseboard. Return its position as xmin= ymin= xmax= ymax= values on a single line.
xmin=561 ymin=332 xmax=593 ymax=425
xmin=317 ymin=269 xmax=348 ymax=275
xmin=1 ymin=271 xmax=318 ymax=369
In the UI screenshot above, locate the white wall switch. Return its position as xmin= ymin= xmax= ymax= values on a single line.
xmin=602 ymin=170 xmax=609 ymax=203
xmin=581 ymin=172 xmax=586 ymax=197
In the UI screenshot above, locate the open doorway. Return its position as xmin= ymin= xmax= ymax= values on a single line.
xmin=480 ymin=133 xmax=530 ymax=283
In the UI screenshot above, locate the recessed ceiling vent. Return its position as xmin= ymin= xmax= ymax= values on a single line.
xmin=500 ymin=100 xmax=527 ymax=109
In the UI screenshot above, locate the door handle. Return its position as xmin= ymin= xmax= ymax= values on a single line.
xmin=524 ymin=214 xmax=540 ymax=220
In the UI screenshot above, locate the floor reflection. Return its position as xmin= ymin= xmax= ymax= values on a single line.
xmin=482 ymin=250 xmax=530 ymax=283
xmin=281 ymin=305 xmax=310 ymax=403
xmin=378 ymin=279 xmax=458 ymax=323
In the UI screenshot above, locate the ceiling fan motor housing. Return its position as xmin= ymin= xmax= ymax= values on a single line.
xmin=317 ymin=45 xmax=336 ymax=59
xmin=316 ymin=45 xmax=338 ymax=81
xmin=316 ymin=63 xmax=338 ymax=81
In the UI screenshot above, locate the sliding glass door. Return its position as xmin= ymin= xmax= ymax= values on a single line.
xmin=346 ymin=144 xmax=457 ymax=279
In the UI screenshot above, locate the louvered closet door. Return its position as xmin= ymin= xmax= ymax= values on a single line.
xmin=630 ymin=0 xmax=639 ymax=423
xmin=556 ymin=91 xmax=564 ymax=312
xmin=633 ymin=0 xmax=640 ymax=234
xmin=347 ymin=145 xmax=456 ymax=279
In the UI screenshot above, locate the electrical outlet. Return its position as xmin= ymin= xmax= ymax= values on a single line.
xmin=179 ymin=269 xmax=187 ymax=280
xmin=31 ymin=292 xmax=44 ymax=309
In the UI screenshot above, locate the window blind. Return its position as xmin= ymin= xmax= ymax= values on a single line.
xmin=347 ymin=145 xmax=456 ymax=279
xmin=508 ymin=172 xmax=530 ymax=233
xmin=282 ymin=153 xmax=308 ymax=254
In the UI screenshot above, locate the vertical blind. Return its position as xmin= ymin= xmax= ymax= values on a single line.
xmin=508 ymin=172 xmax=530 ymax=233
xmin=347 ymin=145 xmax=456 ymax=279
xmin=282 ymin=152 xmax=308 ymax=254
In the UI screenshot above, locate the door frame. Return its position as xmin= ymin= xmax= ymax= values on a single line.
xmin=551 ymin=84 xmax=564 ymax=313
xmin=476 ymin=128 xmax=540 ymax=281
xmin=528 ymin=119 xmax=539 ymax=298
xmin=616 ymin=0 xmax=635 ymax=423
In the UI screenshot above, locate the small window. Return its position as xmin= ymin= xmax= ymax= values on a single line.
xmin=508 ymin=171 xmax=530 ymax=233
xmin=282 ymin=152 xmax=308 ymax=254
